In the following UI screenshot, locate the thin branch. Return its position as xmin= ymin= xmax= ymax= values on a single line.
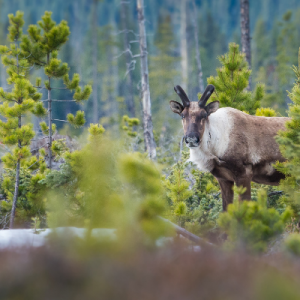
xmin=115 ymin=29 xmax=139 ymax=37
xmin=27 ymin=158 xmax=45 ymax=169
xmin=31 ymin=136 xmax=49 ymax=142
xmin=52 ymin=99 xmax=77 ymax=102
xmin=114 ymin=48 xmax=141 ymax=60
xmin=52 ymin=119 xmax=68 ymax=123
xmin=41 ymin=99 xmax=77 ymax=102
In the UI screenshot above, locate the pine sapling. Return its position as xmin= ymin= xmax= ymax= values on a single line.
xmin=0 ymin=11 xmax=45 ymax=228
xmin=207 ymin=43 xmax=264 ymax=114
xmin=21 ymin=11 xmax=92 ymax=169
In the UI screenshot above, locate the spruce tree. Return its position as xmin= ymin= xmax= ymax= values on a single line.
xmin=207 ymin=43 xmax=264 ymax=114
xmin=21 ymin=11 xmax=92 ymax=169
xmin=149 ymin=14 xmax=179 ymax=134
xmin=0 ymin=12 xmax=44 ymax=228
xmin=276 ymin=48 xmax=300 ymax=215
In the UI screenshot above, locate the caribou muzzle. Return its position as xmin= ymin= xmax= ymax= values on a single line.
xmin=185 ymin=133 xmax=200 ymax=148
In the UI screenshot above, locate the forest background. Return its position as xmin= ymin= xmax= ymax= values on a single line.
xmin=0 ymin=0 xmax=298 ymax=138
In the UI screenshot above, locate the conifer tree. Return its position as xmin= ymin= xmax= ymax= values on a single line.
xmin=21 ymin=11 xmax=92 ymax=169
xmin=207 ymin=43 xmax=264 ymax=114
xmin=149 ymin=14 xmax=179 ymax=134
xmin=276 ymin=48 xmax=300 ymax=214
xmin=218 ymin=188 xmax=291 ymax=252
xmin=240 ymin=0 xmax=251 ymax=90
xmin=0 ymin=12 xmax=44 ymax=228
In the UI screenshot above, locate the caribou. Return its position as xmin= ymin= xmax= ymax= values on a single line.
xmin=170 ymin=84 xmax=289 ymax=210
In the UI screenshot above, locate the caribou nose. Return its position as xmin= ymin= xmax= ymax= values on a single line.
xmin=185 ymin=134 xmax=200 ymax=146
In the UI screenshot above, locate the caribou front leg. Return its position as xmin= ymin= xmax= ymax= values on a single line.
xmin=235 ymin=177 xmax=252 ymax=201
xmin=217 ymin=179 xmax=234 ymax=211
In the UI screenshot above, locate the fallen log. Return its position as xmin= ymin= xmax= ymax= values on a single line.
xmin=159 ymin=217 xmax=213 ymax=246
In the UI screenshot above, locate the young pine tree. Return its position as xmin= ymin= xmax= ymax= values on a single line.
xmin=218 ymin=188 xmax=292 ymax=253
xmin=276 ymin=48 xmax=300 ymax=215
xmin=21 ymin=11 xmax=92 ymax=169
xmin=207 ymin=43 xmax=264 ymax=115
xmin=0 ymin=12 xmax=44 ymax=228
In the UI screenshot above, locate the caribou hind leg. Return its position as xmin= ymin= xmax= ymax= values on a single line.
xmin=217 ymin=179 xmax=234 ymax=211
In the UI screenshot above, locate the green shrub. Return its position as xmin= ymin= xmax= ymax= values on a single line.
xmin=218 ymin=188 xmax=292 ymax=252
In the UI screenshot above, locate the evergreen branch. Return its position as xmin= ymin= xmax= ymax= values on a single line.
xmin=27 ymin=158 xmax=45 ymax=169
xmin=268 ymin=191 xmax=283 ymax=197
xmin=219 ymin=72 xmax=230 ymax=89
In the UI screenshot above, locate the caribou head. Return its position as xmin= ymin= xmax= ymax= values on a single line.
xmin=169 ymin=84 xmax=219 ymax=148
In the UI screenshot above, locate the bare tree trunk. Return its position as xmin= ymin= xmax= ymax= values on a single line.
xmin=137 ymin=0 xmax=156 ymax=160
xmin=47 ymin=53 xmax=52 ymax=169
xmin=240 ymin=0 xmax=251 ymax=90
xmin=10 ymin=52 xmax=21 ymax=229
xmin=73 ymin=1 xmax=82 ymax=78
xmin=191 ymin=0 xmax=204 ymax=93
xmin=9 ymin=118 xmax=21 ymax=229
xmin=121 ymin=1 xmax=135 ymax=117
xmin=92 ymin=0 xmax=99 ymax=123
xmin=180 ymin=0 xmax=188 ymax=90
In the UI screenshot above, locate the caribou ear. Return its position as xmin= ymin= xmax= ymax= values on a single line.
xmin=205 ymin=101 xmax=219 ymax=116
xmin=169 ymin=100 xmax=184 ymax=115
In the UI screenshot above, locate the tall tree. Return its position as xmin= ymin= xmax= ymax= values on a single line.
xmin=137 ymin=0 xmax=156 ymax=159
xmin=120 ymin=1 xmax=135 ymax=117
xmin=150 ymin=14 xmax=179 ymax=136
xmin=180 ymin=0 xmax=188 ymax=89
xmin=92 ymin=0 xmax=99 ymax=123
xmin=240 ymin=0 xmax=251 ymax=90
xmin=0 ymin=12 xmax=44 ymax=228
xmin=21 ymin=12 xmax=92 ymax=169
xmin=191 ymin=0 xmax=204 ymax=93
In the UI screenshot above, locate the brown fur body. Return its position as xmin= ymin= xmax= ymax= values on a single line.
xmin=209 ymin=109 xmax=289 ymax=209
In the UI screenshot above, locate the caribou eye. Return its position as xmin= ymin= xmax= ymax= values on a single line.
xmin=181 ymin=114 xmax=185 ymax=119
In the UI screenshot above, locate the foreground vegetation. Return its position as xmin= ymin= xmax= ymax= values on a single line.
xmin=1 ymin=9 xmax=300 ymax=298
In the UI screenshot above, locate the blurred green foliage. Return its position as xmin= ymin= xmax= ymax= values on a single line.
xmin=218 ymin=188 xmax=292 ymax=252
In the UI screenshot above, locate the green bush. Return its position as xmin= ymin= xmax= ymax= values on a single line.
xmin=218 ymin=189 xmax=292 ymax=252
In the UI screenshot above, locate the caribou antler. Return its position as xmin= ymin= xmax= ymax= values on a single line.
xmin=199 ymin=84 xmax=215 ymax=108
xmin=174 ymin=85 xmax=190 ymax=107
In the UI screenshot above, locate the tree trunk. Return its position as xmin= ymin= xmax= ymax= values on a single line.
xmin=92 ymin=0 xmax=99 ymax=123
xmin=180 ymin=0 xmax=188 ymax=90
xmin=47 ymin=53 xmax=52 ymax=169
xmin=121 ymin=1 xmax=135 ymax=117
xmin=240 ymin=0 xmax=251 ymax=90
xmin=9 ymin=117 xmax=21 ymax=229
xmin=137 ymin=0 xmax=156 ymax=160
xmin=192 ymin=0 xmax=204 ymax=93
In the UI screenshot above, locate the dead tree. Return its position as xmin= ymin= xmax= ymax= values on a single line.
xmin=180 ymin=0 xmax=188 ymax=90
xmin=240 ymin=0 xmax=251 ymax=90
xmin=121 ymin=1 xmax=136 ymax=117
xmin=191 ymin=0 xmax=204 ymax=93
xmin=137 ymin=0 xmax=156 ymax=159
xmin=92 ymin=0 xmax=99 ymax=123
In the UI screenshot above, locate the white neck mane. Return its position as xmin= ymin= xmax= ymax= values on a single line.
xmin=188 ymin=107 xmax=233 ymax=172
